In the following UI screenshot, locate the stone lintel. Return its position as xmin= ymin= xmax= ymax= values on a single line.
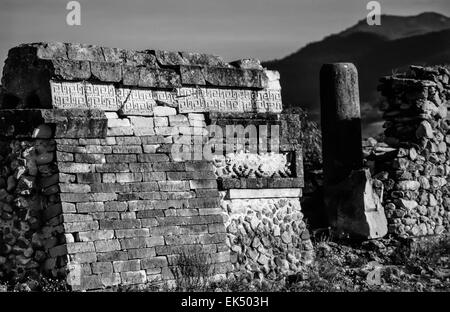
xmin=227 ymin=188 xmax=302 ymax=199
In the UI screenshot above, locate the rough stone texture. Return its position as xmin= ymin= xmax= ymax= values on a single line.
xmin=0 ymin=42 xmax=280 ymax=111
xmin=369 ymin=65 xmax=450 ymax=237
xmin=0 ymin=42 xmax=310 ymax=290
xmin=0 ymin=128 xmax=66 ymax=281
xmin=325 ymin=169 xmax=388 ymax=239
xmin=319 ymin=63 xmax=386 ymax=238
xmin=221 ymin=197 xmax=313 ymax=279
xmin=320 ymin=63 xmax=363 ymax=186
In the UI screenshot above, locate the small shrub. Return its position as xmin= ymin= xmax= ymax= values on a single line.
xmin=171 ymin=249 xmax=212 ymax=291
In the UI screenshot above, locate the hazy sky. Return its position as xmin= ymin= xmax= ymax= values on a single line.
xmin=0 ymin=0 xmax=449 ymax=67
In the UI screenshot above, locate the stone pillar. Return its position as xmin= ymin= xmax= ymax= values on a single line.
xmin=320 ymin=63 xmax=387 ymax=238
xmin=320 ymin=63 xmax=363 ymax=186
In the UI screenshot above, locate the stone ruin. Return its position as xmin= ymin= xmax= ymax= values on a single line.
xmin=0 ymin=42 xmax=311 ymax=290
xmin=0 ymin=41 xmax=448 ymax=292
xmin=368 ymin=65 xmax=450 ymax=237
xmin=319 ymin=63 xmax=450 ymax=240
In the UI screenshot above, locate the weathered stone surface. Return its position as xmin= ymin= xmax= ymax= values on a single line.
xmin=67 ymin=43 xmax=104 ymax=62
xmin=52 ymin=59 xmax=91 ymax=80
xmin=138 ymin=68 xmax=181 ymax=88
xmin=230 ymin=58 xmax=263 ymax=70
xmin=228 ymin=188 xmax=301 ymax=199
xmin=0 ymin=41 xmax=311 ymax=293
xmin=202 ymin=67 xmax=264 ymax=88
xmin=90 ymin=62 xmax=122 ymax=82
xmin=180 ymin=51 xmax=230 ymax=67
xmin=153 ymin=50 xmax=188 ymax=66
xmin=326 ymin=169 xmax=388 ymax=239
xmin=179 ymin=65 xmax=206 ymax=85
xmin=375 ymin=65 xmax=450 ymax=238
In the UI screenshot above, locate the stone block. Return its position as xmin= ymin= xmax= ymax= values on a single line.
xmin=115 ymin=228 xmax=150 ymax=238
xmin=120 ymin=270 xmax=147 ymax=285
xmin=70 ymin=252 xmax=97 ymax=264
xmin=227 ymin=188 xmax=302 ymax=199
xmin=100 ymin=273 xmax=121 ymax=287
xmin=92 ymin=262 xmax=113 ymax=274
xmin=116 ymin=173 xmax=142 ymax=183
xmin=201 ymin=67 xmax=264 ymax=88
xmin=67 ymin=242 xmax=95 ymax=254
xmin=179 ymin=65 xmax=206 ymax=85
xmin=153 ymin=106 xmax=177 ymax=116
xmin=56 ymin=151 xmax=74 ymax=162
xmin=77 ymin=230 xmax=114 ymax=242
xmin=97 ymin=251 xmax=129 ymax=262
xmin=189 ymin=179 xmax=217 ymax=189
xmin=137 ymin=154 xmax=169 ymax=162
xmin=106 ymin=154 xmax=137 ymax=163
xmin=185 ymin=161 xmax=214 ymax=172
xmin=86 ymin=145 xmax=113 ymax=153
xmin=130 ymin=182 xmax=159 ymax=192
xmin=128 ymin=248 xmax=156 ymax=259
xmin=90 ymin=62 xmax=122 ymax=82
xmin=77 ymin=173 xmax=102 ymax=183
xmin=94 ymin=239 xmax=121 ymax=252
xmin=120 ymin=237 xmax=147 ymax=249
xmin=107 ymin=118 xmax=131 ymax=128
xmin=58 ymin=163 xmax=93 ymax=173
xmin=153 ymin=162 xmax=185 ymax=171
xmin=145 ymin=236 xmax=165 ymax=247
xmin=153 ymin=50 xmax=188 ymax=66
xmin=230 ymin=58 xmax=263 ymax=70
xmin=113 ymin=260 xmax=141 ymax=272
xmin=53 ymin=59 xmax=91 ymax=80
xmin=95 ymin=163 xmax=129 ymax=173
xmin=64 ymin=221 xmax=99 ymax=233
xmin=138 ymin=68 xmax=180 ymax=88
xmin=67 ymin=43 xmax=104 ymax=62
xmin=142 ymin=172 xmax=166 ymax=181
xmin=141 ymin=256 xmax=168 ymax=269
xmin=188 ymin=198 xmax=220 ymax=208
xmin=158 ymin=181 xmax=190 ymax=192
xmin=112 ymin=145 xmax=142 ymax=154
xmin=104 ymin=202 xmax=128 ymax=212
xmin=107 ymin=127 xmax=134 ymax=136
xmin=129 ymin=163 xmax=152 ymax=172
xmin=77 ymin=202 xmax=105 ymax=213
xmin=99 ymin=219 xmax=141 ymax=230
xmin=328 ymin=169 xmax=388 ymax=239
xmin=154 ymin=116 xmax=169 ymax=127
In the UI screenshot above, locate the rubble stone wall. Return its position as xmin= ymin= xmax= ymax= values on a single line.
xmin=0 ymin=134 xmax=66 ymax=280
xmin=370 ymin=65 xmax=450 ymax=237
xmin=221 ymin=196 xmax=313 ymax=279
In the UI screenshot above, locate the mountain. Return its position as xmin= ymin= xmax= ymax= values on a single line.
xmin=340 ymin=12 xmax=450 ymax=40
xmin=263 ymin=12 xmax=450 ymax=137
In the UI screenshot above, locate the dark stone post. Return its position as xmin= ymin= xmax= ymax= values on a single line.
xmin=320 ymin=63 xmax=364 ymax=224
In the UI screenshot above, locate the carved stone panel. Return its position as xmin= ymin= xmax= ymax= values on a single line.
xmin=50 ymin=81 xmax=282 ymax=114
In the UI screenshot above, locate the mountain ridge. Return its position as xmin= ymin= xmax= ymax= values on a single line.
xmin=263 ymin=12 xmax=450 ymax=137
